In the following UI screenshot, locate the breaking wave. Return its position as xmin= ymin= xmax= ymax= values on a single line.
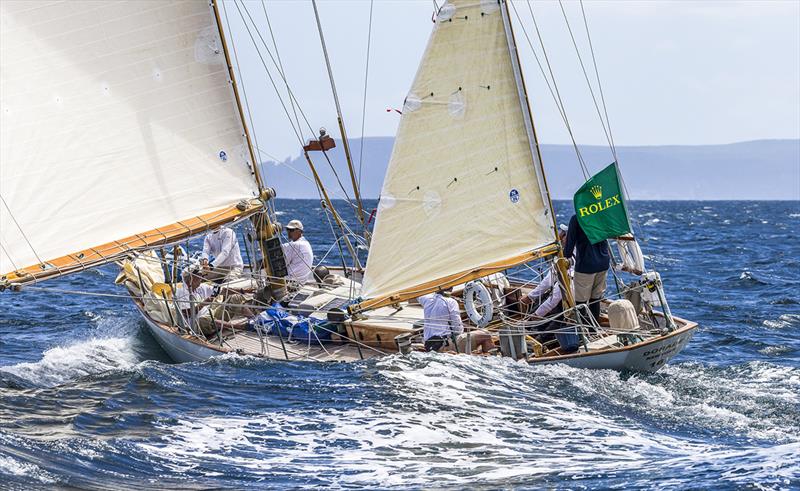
xmin=0 ymin=317 xmax=141 ymax=388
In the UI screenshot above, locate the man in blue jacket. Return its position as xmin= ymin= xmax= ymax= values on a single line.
xmin=564 ymin=214 xmax=610 ymax=324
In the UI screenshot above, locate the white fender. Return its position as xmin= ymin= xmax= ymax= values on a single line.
xmin=464 ymin=281 xmax=493 ymax=328
xmin=617 ymin=238 xmax=645 ymax=275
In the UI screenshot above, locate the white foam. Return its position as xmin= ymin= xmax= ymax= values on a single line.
xmin=0 ymin=317 xmax=140 ymax=387
xmin=134 ymin=355 xmax=718 ymax=485
xmin=0 ymin=455 xmax=56 ymax=484
xmin=132 ymin=354 xmax=800 ymax=486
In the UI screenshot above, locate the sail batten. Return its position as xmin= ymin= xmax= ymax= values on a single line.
xmin=1 ymin=0 xmax=261 ymax=284
xmin=359 ymin=0 xmax=555 ymax=303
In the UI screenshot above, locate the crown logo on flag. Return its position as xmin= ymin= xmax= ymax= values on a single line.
xmin=590 ymin=185 xmax=603 ymax=200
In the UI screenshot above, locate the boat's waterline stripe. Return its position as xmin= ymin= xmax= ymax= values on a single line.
xmin=351 ymin=242 xmax=560 ymax=313
xmin=1 ymin=199 xmax=264 ymax=287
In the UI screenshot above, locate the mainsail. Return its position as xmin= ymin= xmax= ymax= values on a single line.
xmin=0 ymin=0 xmax=261 ymax=286
xmin=358 ymin=0 xmax=556 ymax=307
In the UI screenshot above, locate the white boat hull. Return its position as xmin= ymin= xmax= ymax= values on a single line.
xmin=133 ymin=290 xmax=698 ymax=372
xmin=531 ymin=322 xmax=698 ymax=372
xmin=135 ymin=303 xmax=226 ymax=363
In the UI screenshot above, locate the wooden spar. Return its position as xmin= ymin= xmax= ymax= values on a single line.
xmin=350 ymin=243 xmax=560 ymax=313
xmin=211 ymin=0 xmax=265 ymax=196
xmin=303 ymin=150 xmax=363 ymax=270
xmin=500 ymin=0 xmax=560 ymax=249
xmin=211 ymin=0 xmax=278 ymax=283
xmin=500 ymin=0 xmax=575 ymax=308
xmin=310 ymin=0 xmax=368 ymax=235
xmin=1 ymin=200 xmax=264 ymax=289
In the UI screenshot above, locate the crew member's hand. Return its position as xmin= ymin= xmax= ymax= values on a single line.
xmin=520 ymin=295 xmax=532 ymax=305
xmin=200 ymin=258 xmax=209 ymax=266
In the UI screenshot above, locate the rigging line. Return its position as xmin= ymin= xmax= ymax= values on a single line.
xmin=579 ymin=0 xmax=617 ymax=160
xmin=357 ymin=0 xmax=375 ymax=190
xmin=260 ymin=0 xmax=305 ymax=143
xmin=236 ymin=0 xmax=316 ymax=138
xmin=221 ymin=0 xmax=264 ymax=174
xmin=0 ymin=240 xmax=20 ymax=273
xmin=0 ymin=194 xmax=46 ymax=268
xmin=523 ymin=0 xmax=589 ymax=179
xmin=509 ymin=1 xmax=588 ymax=179
xmin=319 ymin=150 xmax=356 ymax=209
xmin=253 ymin=146 xmax=363 ymax=218
xmin=558 ymin=0 xmax=615 ymax=163
xmin=310 ymin=0 xmax=368 ymax=234
xmin=231 ymin=0 xmax=304 ymax=145
xmin=577 ymin=1 xmax=645 ymax=244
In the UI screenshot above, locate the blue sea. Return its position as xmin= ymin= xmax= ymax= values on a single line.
xmin=1 ymin=200 xmax=798 ymax=489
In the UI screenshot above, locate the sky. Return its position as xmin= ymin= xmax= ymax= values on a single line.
xmin=220 ymin=0 xmax=800 ymax=162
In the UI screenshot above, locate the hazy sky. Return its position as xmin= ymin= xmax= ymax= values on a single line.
xmin=220 ymin=0 xmax=800 ymax=162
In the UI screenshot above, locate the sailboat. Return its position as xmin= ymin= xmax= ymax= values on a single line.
xmin=1 ymin=0 xmax=697 ymax=371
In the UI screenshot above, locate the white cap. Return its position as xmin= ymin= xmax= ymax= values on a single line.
xmin=286 ymin=219 xmax=304 ymax=231
xmin=559 ymin=223 xmax=569 ymax=233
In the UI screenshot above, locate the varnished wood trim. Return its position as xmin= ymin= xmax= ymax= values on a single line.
xmin=351 ymin=243 xmax=559 ymax=313
xmin=3 ymin=200 xmax=264 ymax=286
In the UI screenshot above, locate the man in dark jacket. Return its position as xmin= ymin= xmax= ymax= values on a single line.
xmin=564 ymin=214 xmax=610 ymax=323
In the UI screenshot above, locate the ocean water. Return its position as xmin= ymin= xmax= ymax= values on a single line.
xmin=1 ymin=200 xmax=798 ymax=490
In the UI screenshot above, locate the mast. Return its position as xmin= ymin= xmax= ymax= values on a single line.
xmin=310 ymin=0 xmax=368 ymax=236
xmin=500 ymin=0 xmax=575 ymax=308
xmin=212 ymin=0 xmax=265 ymax=197
xmin=211 ymin=0 xmax=280 ymax=284
xmin=500 ymin=0 xmax=559 ymax=245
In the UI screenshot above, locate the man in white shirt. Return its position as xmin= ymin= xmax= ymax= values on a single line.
xmin=418 ymin=289 xmax=493 ymax=353
xmin=281 ymin=219 xmax=314 ymax=284
xmin=176 ymin=266 xmax=216 ymax=331
xmin=521 ymin=225 xmax=573 ymax=317
xmin=201 ymin=226 xmax=244 ymax=283
xmin=177 ymin=265 xmax=257 ymax=337
xmin=520 ymin=225 xmax=579 ymax=352
xmin=521 ymin=259 xmax=575 ymax=318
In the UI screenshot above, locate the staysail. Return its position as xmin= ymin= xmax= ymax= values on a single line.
xmin=0 ymin=0 xmax=261 ymax=286
xmin=357 ymin=0 xmax=557 ymax=309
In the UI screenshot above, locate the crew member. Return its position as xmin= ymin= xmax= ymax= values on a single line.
xmin=282 ymin=219 xmax=314 ymax=284
xmin=200 ymin=225 xmax=244 ymax=283
xmin=177 ymin=265 xmax=259 ymax=337
xmin=521 ymin=225 xmax=573 ymax=318
xmin=564 ymin=214 xmax=610 ymax=323
xmin=176 ymin=265 xmax=216 ymax=330
xmin=418 ymin=289 xmax=494 ymax=353
xmin=520 ymin=225 xmax=577 ymax=351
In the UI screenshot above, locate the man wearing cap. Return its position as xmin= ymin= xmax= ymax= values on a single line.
xmin=200 ymin=225 xmax=244 ymax=283
xmin=282 ymin=219 xmax=315 ymax=284
xmin=176 ymin=265 xmax=258 ymax=337
xmin=175 ymin=265 xmax=216 ymax=331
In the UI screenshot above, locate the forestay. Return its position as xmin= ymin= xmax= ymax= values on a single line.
xmin=0 ymin=0 xmax=260 ymax=284
xmin=360 ymin=0 xmax=555 ymax=303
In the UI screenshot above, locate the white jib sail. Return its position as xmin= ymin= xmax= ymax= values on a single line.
xmin=360 ymin=0 xmax=555 ymax=301
xmin=0 ymin=0 xmax=258 ymax=277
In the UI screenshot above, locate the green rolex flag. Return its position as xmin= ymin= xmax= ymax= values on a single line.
xmin=573 ymin=162 xmax=631 ymax=244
